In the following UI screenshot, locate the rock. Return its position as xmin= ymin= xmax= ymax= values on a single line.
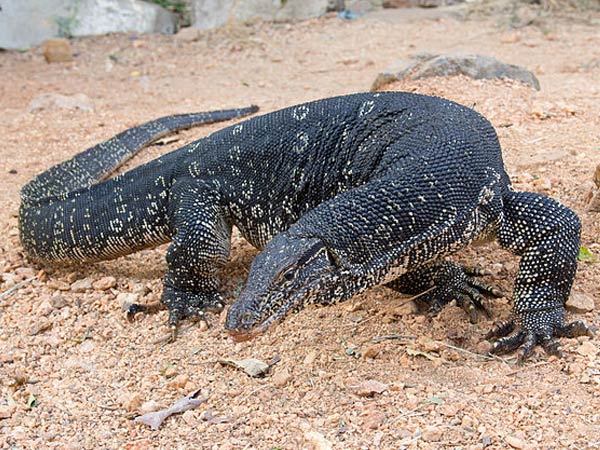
xmin=303 ymin=350 xmax=318 ymax=367
xmin=167 ymin=374 xmax=191 ymax=389
xmin=92 ymin=276 xmax=117 ymax=291
xmin=505 ymin=434 xmax=526 ymax=449
xmin=50 ymin=294 xmax=70 ymax=309
xmin=175 ymin=27 xmax=201 ymax=43
xmin=272 ymin=368 xmax=292 ymax=387
xmin=0 ymin=0 xmax=176 ymax=50
xmin=191 ymin=0 xmax=331 ymax=30
xmin=42 ymin=38 xmax=73 ymax=63
xmin=304 ymin=430 xmax=332 ymax=450
xmin=372 ymin=52 xmax=540 ymax=91
xmin=70 ymin=278 xmax=93 ymax=293
xmin=361 ymin=406 xmax=385 ymax=429
xmin=117 ymin=292 xmax=141 ymax=310
xmin=27 ymin=93 xmax=94 ymax=113
xmin=566 ymin=291 xmax=595 ymax=313
xmin=38 ymin=299 xmax=54 ymax=316
xmin=139 ymin=400 xmax=164 ymax=414
xmin=29 ymin=317 xmax=52 ymax=335
xmin=122 ymin=392 xmax=143 ymax=412
xmin=576 ymin=341 xmax=598 ymax=357
xmin=361 ymin=345 xmax=380 ymax=359
xmin=421 ymin=425 xmax=443 ymax=442
xmin=164 ymin=366 xmax=178 ymax=379
xmin=383 ymin=0 xmax=413 ymax=7
xmin=74 ymin=0 xmax=176 ymax=36
xmin=0 ymin=405 xmax=15 ymax=420
xmin=47 ymin=279 xmax=71 ymax=291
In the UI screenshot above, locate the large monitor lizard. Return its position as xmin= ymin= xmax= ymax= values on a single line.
xmin=19 ymin=93 xmax=591 ymax=362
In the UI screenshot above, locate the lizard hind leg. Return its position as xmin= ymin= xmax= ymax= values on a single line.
xmin=160 ymin=181 xmax=232 ymax=335
xmin=490 ymin=190 xmax=593 ymax=362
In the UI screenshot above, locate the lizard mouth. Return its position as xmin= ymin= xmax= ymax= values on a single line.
xmin=226 ymin=297 xmax=295 ymax=342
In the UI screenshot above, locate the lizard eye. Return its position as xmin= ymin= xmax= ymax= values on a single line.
xmin=282 ymin=270 xmax=295 ymax=281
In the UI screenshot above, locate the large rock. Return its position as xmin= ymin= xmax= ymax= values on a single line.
xmin=372 ymin=52 xmax=541 ymax=91
xmin=191 ymin=0 xmax=332 ymax=29
xmin=0 ymin=0 xmax=176 ymax=50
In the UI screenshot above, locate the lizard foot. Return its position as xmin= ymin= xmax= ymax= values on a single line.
xmin=486 ymin=307 xmax=593 ymax=364
xmin=162 ymin=287 xmax=225 ymax=340
xmin=424 ymin=264 xmax=504 ymax=324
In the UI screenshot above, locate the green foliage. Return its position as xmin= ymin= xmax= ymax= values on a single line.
xmin=147 ymin=0 xmax=188 ymax=14
xmin=53 ymin=1 xmax=81 ymax=38
xmin=578 ymin=246 xmax=596 ymax=263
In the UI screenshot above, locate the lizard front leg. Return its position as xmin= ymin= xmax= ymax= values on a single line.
xmin=386 ymin=261 xmax=503 ymax=323
xmin=157 ymin=181 xmax=231 ymax=336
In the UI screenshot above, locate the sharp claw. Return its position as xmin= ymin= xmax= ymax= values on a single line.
xmin=540 ymin=335 xmax=562 ymax=358
xmin=485 ymin=320 xmax=515 ymax=340
xmin=467 ymin=278 xmax=504 ymax=298
xmin=517 ymin=333 xmax=537 ymax=364
xmin=556 ymin=320 xmax=594 ymax=338
xmin=126 ymin=303 xmax=147 ymax=321
xmin=490 ymin=330 xmax=525 ymax=355
xmin=463 ymin=266 xmax=491 ymax=277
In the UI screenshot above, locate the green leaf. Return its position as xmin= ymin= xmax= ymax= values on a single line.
xmin=578 ymin=246 xmax=596 ymax=262
xmin=27 ymin=393 xmax=37 ymax=409
xmin=427 ymin=396 xmax=443 ymax=405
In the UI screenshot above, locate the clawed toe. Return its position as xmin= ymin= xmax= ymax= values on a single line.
xmin=161 ymin=288 xmax=226 ymax=340
xmin=487 ymin=313 xmax=594 ymax=363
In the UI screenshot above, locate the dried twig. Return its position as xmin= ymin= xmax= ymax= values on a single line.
xmin=150 ymin=322 xmax=198 ymax=345
xmin=0 ymin=276 xmax=37 ymax=301
xmin=433 ymin=340 xmax=494 ymax=361
xmin=505 ymin=360 xmax=550 ymax=376
xmin=371 ymin=334 xmax=417 ymax=343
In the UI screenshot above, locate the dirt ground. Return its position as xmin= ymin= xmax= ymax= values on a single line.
xmin=1 ymin=4 xmax=599 ymax=450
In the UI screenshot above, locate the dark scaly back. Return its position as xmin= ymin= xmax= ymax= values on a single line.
xmin=21 ymin=106 xmax=258 ymax=204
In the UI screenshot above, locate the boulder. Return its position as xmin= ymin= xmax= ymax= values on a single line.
xmin=372 ymin=52 xmax=541 ymax=91
xmin=0 ymin=0 xmax=176 ymax=50
xmin=191 ymin=0 xmax=332 ymax=29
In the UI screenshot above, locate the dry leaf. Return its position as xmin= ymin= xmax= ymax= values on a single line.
xmin=218 ymin=357 xmax=278 ymax=377
xmin=201 ymin=408 xmax=233 ymax=424
xmin=406 ymin=347 xmax=439 ymax=361
xmin=133 ymin=389 xmax=208 ymax=430
xmin=349 ymin=380 xmax=389 ymax=397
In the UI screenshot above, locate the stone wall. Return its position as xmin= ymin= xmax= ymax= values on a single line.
xmin=0 ymin=0 xmax=175 ymax=50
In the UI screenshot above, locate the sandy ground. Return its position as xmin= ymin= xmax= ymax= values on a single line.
xmin=1 ymin=5 xmax=599 ymax=450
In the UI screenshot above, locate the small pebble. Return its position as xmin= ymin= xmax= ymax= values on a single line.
xmin=505 ymin=434 xmax=525 ymax=449
xmin=92 ymin=276 xmax=117 ymax=291
xmin=566 ymin=291 xmax=595 ymax=313
xmin=362 ymin=345 xmax=379 ymax=359
xmin=70 ymin=278 xmax=93 ymax=293
xmin=42 ymin=38 xmax=73 ymax=63
xmin=46 ymin=280 xmax=71 ymax=291
xmin=139 ymin=400 xmax=164 ymax=414
xmin=304 ymin=430 xmax=332 ymax=450
xmin=272 ymin=368 xmax=292 ymax=387
xmin=167 ymin=374 xmax=190 ymax=389
xmin=122 ymin=393 xmax=143 ymax=412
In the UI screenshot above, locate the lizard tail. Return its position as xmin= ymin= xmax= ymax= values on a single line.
xmin=20 ymin=105 xmax=258 ymax=204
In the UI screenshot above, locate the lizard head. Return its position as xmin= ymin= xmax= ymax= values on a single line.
xmin=225 ymin=232 xmax=343 ymax=341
